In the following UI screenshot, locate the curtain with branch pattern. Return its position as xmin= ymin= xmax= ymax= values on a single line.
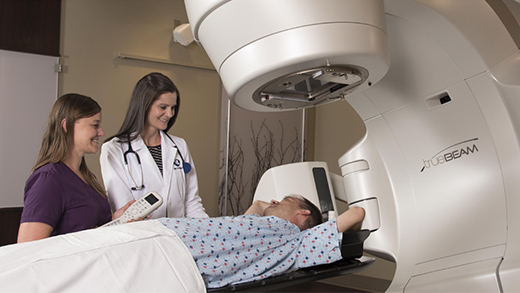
xmin=218 ymin=90 xmax=304 ymax=216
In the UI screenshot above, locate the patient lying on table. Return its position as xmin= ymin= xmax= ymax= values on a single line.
xmin=0 ymin=195 xmax=364 ymax=292
xmin=158 ymin=195 xmax=365 ymax=288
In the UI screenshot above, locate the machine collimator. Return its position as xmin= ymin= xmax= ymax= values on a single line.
xmin=185 ymin=0 xmax=390 ymax=111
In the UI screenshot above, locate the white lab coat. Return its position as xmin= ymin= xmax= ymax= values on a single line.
xmin=100 ymin=131 xmax=208 ymax=219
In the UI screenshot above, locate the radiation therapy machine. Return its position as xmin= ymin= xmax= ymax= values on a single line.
xmin=184 ymin=0 xmax=520 ymax=291
xmin=1 ymin=1 xmax=519 ymax=292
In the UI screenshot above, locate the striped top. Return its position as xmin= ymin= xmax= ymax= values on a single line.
xmin=147 ymin=145 xmax=163 ymax=176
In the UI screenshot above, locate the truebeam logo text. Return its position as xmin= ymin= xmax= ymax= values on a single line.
xmin=420 ymin=138 xmax=479 ymax=172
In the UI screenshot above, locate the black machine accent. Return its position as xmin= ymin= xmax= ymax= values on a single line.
xmin=312 ymin=167 xmax=335 ymax=221
xmin=208 ymin=230 xmax=372 ymax=292
xmin=440 ymin=93 xmax=451 ymax=104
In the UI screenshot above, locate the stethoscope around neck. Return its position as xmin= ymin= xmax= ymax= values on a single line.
xmin=123 ymin=133 xmax=191 ymax=191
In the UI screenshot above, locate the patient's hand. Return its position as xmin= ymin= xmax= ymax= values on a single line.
xmin=244 ymin=200 xmax=270 ymax=216
xmin=336 ymin=207 xmax=365 ymax=233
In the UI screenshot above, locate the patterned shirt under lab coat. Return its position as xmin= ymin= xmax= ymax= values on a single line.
xmin=158 ymin=214 xmax=343 ymax=288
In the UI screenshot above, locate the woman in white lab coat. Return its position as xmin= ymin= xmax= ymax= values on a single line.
xmin=100 ymin=72 xmax=208 ymax=219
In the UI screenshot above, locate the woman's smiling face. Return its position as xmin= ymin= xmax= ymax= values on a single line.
xmin=71 ymin=112 xmax=104 ymax=157
xmin=145 ymin=92 xmax=178 ymax=132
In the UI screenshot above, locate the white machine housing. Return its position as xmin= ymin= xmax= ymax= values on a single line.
xmin=185 ymin=0 xmax=520 ymax=292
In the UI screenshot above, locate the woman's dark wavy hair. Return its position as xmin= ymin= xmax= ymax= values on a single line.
xmin=106 ymin=72 xmax=180 ymax=143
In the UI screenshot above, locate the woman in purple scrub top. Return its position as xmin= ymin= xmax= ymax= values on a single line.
xmin=17 ymin=94 xmax=135 ymax=243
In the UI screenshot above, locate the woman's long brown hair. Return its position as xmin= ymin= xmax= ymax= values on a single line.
xmin=34 ymin=93 xmax=106 ymax=198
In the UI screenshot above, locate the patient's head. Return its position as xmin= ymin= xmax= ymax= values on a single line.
xmin=264 ymin=195 xmax=323 ymax=230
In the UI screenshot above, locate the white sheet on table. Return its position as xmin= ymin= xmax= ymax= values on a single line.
xmin=0 ymin=220 xmax=205 ymax=293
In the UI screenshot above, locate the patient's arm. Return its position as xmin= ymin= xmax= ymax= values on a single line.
xmin=244 ymin=200 xmax=270 ymax=216
xmin=336 ymin=207 xmax=365 ymax=233
xmin=17 ymin=222 xmax=53 ymax=243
